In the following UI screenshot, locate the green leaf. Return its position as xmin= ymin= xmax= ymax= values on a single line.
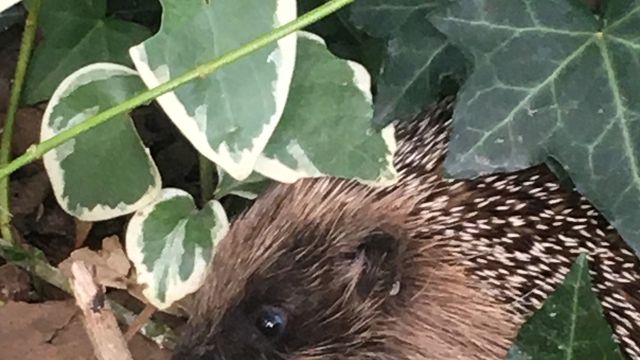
xmin=126 ymin=188 xmax=229 ymax=309
xmin=107 ymin=0 xmax=162 ymax=29
xmin=41 ymin=63 xmax=161 ymax=221
xmin=214 ymin=166 xmax=271 ymax=200
xmin=23 ymin=0 xmax=151 ymax=104
xmin=373 ymin=12 xmax=468 ymax=127
xmin=349 ymin=0 xmax=442 ymax=37
xmin=297 ymin=0 xmax=389 ymax=94
xmin=254 ymin=32 xmax=397 ymax=184
xmin=0 ymin=242 xmax=29 ymax=263
xmin=0 ymin=2 xmax=23 ymax=30
xmin=129 ymin=0 xmax=297 ymax=181
xmin=430 ymin=0 xmax=640 ymax=254
xmin=344 ymin=0 xmax=470 ymax=127
xmin=507 ymin=255 xmax=623 ymax=360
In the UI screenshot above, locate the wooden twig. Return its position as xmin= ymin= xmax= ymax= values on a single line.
xmin=71 ymin=261 xmax=133 ymax=360
xmin=0 ymin=238 xmax=177 ymax=348
xmin=124 ymin=302 xmax=157 ymax=341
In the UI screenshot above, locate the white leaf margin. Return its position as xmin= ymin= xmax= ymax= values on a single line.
xmin=41 ymin=62 xmax=162 ymax=221
xmin=253 ymin=31 xmax=398 ymax=186
xmin=0 ymin=0 xmax=21 ymax=14
xmin=125 ymin=188 xmax=230 ymax=309
xmin=215 ymin=166 xmax=267 ymax=200
xmin=128 ymin=0 xmax=298 ymax=181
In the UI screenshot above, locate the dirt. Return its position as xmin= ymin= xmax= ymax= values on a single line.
xmin=0 ymin=300 xmax=171 ymax=360
xmin=0 ymin=264 xmax=31 ymax=302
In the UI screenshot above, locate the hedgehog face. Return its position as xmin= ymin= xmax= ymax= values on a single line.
xmin=172 ymin=171 xmax=518 ymax=359
xmin=172 ymin=179 xmax=403 ymax=360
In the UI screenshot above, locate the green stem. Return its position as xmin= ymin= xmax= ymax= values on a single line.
xmin=0 ymin=0 xmax=42 ymax=243
xmin=199 ymin=155 xmax=215 ymax=205
xmin=0 ymin=0 xmax=355 ymax=181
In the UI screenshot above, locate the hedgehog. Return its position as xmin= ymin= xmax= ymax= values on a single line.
xmin=171 ymin=97 xmax=640 ymax=359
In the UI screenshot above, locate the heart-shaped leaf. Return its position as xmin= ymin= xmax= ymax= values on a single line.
xmin=129 ymin=0 xmax=297 ymax=181
xmin=508 ymin=254 xmax=623 ymax=360
xmin=431 ymin=0 xmax=640 ymax=254
xmin=23 ymin=0 xmax=151 ymax=104
xmin=343 ymin=1 xmax=470 ymax=127
xmin=0 ymin=1 xmax=23 ymax=29
xmin=41 ymin=63 xmax=161 ymax=221
xmin=126 ymin=188 xmax=229 ymax=309
xmin=254 ymin=32 xmax=397 ymax=185
xmin=0 ymin=0 xmax=21 ymax=14
xmin=349 ymin=0 xmax=442 ymax=37
xmin=372 ymin=12 xmax=468 ymax=127
xmin=214 ymin=167 xmax=271 ymax=200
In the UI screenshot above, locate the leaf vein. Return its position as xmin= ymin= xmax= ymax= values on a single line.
xmin=597 ymin=37 xmax=640 ymax=195
xmin=459 ymin=37 xmax=596 ymax=163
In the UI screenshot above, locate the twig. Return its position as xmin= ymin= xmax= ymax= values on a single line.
xmin=124 ymin=303 xmax=157 ymax=341
xmin=71 ymin=261 xmax=133 ymax=360
xmin=0 ymin=237 xmax=177 ymax=349
xmin=0 ymin=0 xmax=356 ymax=181
xmin=109 ymin=299 xmax=177 ymax=349
xmin=0 ymin=0 xmax=42 ymax=242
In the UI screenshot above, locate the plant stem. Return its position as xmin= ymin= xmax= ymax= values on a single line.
xmin=0 ymin=0 xmax=41 ymax=243
xmin=0 ymin=0 xmax=353 ymax=346
xmin=199 ymin=155 xmax=215 ymax=205
xmin=0 ymin=0 xmax=355 ymax=181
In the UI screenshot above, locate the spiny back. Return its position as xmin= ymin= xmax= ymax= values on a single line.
xmin=392 ymin=98 xmax=640 ymax=359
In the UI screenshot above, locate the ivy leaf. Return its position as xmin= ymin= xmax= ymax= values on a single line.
xmin=373 ymin=12 xmax=468 ymax=127
xmin=23 ymin=0 xmax=151 ymax=104
xmin=347 ymin=0 xmax=469 ymax=127
xmin=507 ymin=255 xmax=623 ymax=360
xmin=0 ymin=2 xmax=23 ymax=30
xmin=297 ymin=0 xmax=389 ymax=98
xmin=349 ymin=0 xmax=442 ymax=37
xmin=431 ymin=0 xmax=640 ymax=254
xmin=129 ymin=0 xmax=297 ymax=181
xmin=214 ymin=167 xmax=271 ymax=200
xmin=126 ymin=188 xmax=229 ymax=309
xmin=41 ymin=63 xmax=161 ymax=221
xmin=107 ymin=0 xmax=162 ymax=29
xmin=254 ymin=32 xmax=397 ymax=185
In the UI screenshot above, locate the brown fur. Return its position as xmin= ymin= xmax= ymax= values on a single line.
xmin=173 ymin=175 xmax=516 ymax=359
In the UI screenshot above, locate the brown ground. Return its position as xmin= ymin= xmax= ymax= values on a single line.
xmin=0 ymin=13 xmax=197 ymax=360
xmin=0 ymin=297 xmax=170 ymax=360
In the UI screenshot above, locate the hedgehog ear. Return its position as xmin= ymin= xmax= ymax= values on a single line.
xmin=354 ymin=230 xmax=401 ymax=299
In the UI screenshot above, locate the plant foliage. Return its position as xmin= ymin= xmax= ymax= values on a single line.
xmin=508 ymin=255 xmax=623 ymax=359
xmin=1 ymin=0 xmax=638 ymax=353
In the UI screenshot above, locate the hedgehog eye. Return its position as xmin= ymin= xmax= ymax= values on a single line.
xmin=255 ymin=306 xmax=287 ymax=339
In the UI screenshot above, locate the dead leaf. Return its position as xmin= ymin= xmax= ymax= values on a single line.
xmin=12 ymin=107 xmax=44 ymax=155
xmin=0 ymin=27 xmax=20 ymax=113
xmin=74 ymin=219 xmax=93 ymax=248
xmin=59 ymin=236 xmax=131 ymax=290
xmin=0 ymin=301 xmax=92 ymax=360
xmin=102 ymin=236 xmax=131 ymax=277
xmin=36 ymin=202 xmax=75 ymax=237
xmin=10 ymin=169 xmax=50 ymax=216
xmin=0 ymin=264 xmax=31 ymax=302
xmin=0 ymin=300 xmax=170 ymax=360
